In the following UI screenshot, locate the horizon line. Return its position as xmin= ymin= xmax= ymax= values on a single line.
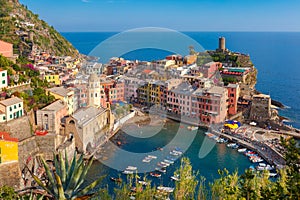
xmin=60 ymin=30 xmax=300 ymax=33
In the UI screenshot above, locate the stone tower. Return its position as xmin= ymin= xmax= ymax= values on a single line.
xmin=88 ymin=74 xmax=101 ymax=107
xmin=218 ymin=37 xmax=226 ymax=52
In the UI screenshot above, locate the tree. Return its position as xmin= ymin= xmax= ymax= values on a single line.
xmin=29 ymin=151 xmax=104 ymax=200
xmin=174 ymin=158 xmax=199 ymax=200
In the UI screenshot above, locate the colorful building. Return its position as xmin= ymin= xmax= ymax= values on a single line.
xmin=167 ymin=82 xmax=193 ymax=116
xmin=100 ymin=78 xmax=125 ymax=107
xmin=226 ymin=83 xmax=240 ymax=116
xmin=47 ymin=87 xmax=75 ymax=115
xmin=200 ymin=62 xmax=222 ymax=79
xmin=36 ymin=100 xmax=68 ymax=134
xmin=0 ymin=132 xmax=18 ymax=164
xmin=191 ymin=86 xmax=228 ymax=124
xmin=123 ymin=77 xmax=146 ymax=103
xmin=44 ymin=74 xmax=61 ymax=85
xmin=0 ymin=69 xmax=8 ymax=90
xmin=0 ymin=97 xmax=24 ymax=123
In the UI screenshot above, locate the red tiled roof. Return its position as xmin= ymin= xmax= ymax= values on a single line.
xmin=0 ymin=132 xmax=18 ymax=142
xmin=143 ymin=69 xmax=152 ymax=74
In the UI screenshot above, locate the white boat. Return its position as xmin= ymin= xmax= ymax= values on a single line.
xmin=173 ymin=150 xmax=183 ymax=155
xmin=227 ymin=143 xmax=236 ymax=147
xmin=269 ymin=173 xmax=277 ymax=177
xmin=138 ymin=180 xmax=149 ymax=186
xmin=238 ymin=148 xmax=247 ymax=153
xmin=164 ymin=159 xmax=174 ymax=164
xmin=147 ymin=155 xmax=157 ymax=159
xmin=122 ymin=170 xmax=134 ymax=175
xmin=160 ymin=161 xmax=170 ymax=167
xmin=142 ymin=158 xmax=151 ymax=163
xmin=170 ymin=151 xmax=180 ymax=156
xmin=170 ymin=175 xmax=180 ymax=181
xmin=155 ymin=167 xmax=166 ymax=173
xmin=157 ymin=186 xmax=174 ymax=193
xmin=126 ymin=166 xmax=137 ymax=170
xmin=187 ymin=126 xmax=198 ymax=131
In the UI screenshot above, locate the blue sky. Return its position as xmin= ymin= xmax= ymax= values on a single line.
xmin=19 ymin=0 xmax=300 ymax=32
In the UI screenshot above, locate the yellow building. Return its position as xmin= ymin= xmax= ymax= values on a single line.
xmin=47 ymin=87 xmax=75 ymax=115
xmin=44 ymin=74 xmax=61 ymax=85
xmin=0 ymin=132 xmax=18 ymax=164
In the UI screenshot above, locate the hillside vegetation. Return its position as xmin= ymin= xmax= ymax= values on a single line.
xmin=0 ymin=0 xmax=79 ymax=57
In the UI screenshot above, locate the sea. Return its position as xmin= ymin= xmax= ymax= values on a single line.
xmin=62 ymin=32 xmax=300 ymax=195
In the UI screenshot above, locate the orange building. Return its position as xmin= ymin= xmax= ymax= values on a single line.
xmin=0 ymin=132 xmax=19 ymax=164
xmin=0 ymin=40 xmax=13 ymax=58
xmin=226 ymin=83 xmax=240 ymax=116
xmin=100 ymin=78 xmax=124 ymax=108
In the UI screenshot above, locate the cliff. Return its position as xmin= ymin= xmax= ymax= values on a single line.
xmin=0 ymin=0 xmax=79 ymax=57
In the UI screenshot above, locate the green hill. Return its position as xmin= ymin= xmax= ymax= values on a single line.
xmin=0 ymin=0 xmax=79 ymax=57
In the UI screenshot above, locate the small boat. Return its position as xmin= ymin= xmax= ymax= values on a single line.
xmin=150 ymin=172 xmax=161 ymax=178
xmin=122 ymin=170 xmax=134 ymax=175
xmin=138 ymin=180 xmax=149 ymax=186
xmin=157 ymin=186 xmax=174 ymax=193
xmin=170 ymin=151 xmax=180 ymax=156
xmin=110 ymin=177 xmax=122 ymax=183
xmin=147 ymin=155 xmax=157 ymax=159
xmin=227 ymin=143 xmax=237 ymax=147
xmin=187 ymin=126 xmax=198 ymax=131
xmin=170 ymin=174 xmax=180 ymax=181
xmin=126 ymin=166 xmax=137 ymax=170
xmin=155 ymin=167 xmax=166 ymax=173
xmin=160 ymin=161 xmax=170 ymax=167
xmin=166 ymin=156 xmax=177 ymax=161
xmin=142 ymin=158 xmax=151 ymax=163
xmin=238 ymin=148 xmax=247 ymax=153
xmin=164 ymin=159 xmax=174 ymax=164
xmin=269 ymin=173 xmax=278 ymax=177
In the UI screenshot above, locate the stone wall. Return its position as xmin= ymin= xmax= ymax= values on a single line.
xmin=0 ymin=116 xmax=32 ymax=141
xmin=0 ymin=162 xmax=22 ymax=190
xmin=18 ymin=136 xmax=39 ymax=170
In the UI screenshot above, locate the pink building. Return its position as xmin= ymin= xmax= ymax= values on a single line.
xmin=167 ymin=82 xmax=193 ymax=116
xmin=0 ymin=40 xmax=13 ymax=58
xmin=36 ymin=100 xmax=68 ymax=134
xmin=191 ymin=86 xmax=228 ymax=124
xmin=123 ymin=77 xmax=146 ymax=103
xmin=100 ymin=77 xmax=125 ymax=107
xmin=226 ymin=84 xmax=240 ymax=116
xmin=200 ymin=62 xmax=222 ymax=79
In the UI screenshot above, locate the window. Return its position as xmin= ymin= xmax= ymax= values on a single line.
xmin=2 ymin=73 xmax=5 ymax=77
xmin=2 ymin=80 xmax=5 ymax=84
xmin=10 ymin=114 xmax=12 ymax=119
xmin=14 ymin=105 xmax=17 ymax=109
xmin=19 ymin=103 xmax=21 ymax=107
xmin=9 ymin=107 xmax=12 ymax=111
xmin=2 ymin=116 xmax=5 ymax=120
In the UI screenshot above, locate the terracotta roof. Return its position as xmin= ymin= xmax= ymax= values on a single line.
xmin=143 ymin=69 xmax=152 ymax=74
xmin=0 ymin=132 xmax=18 ymax=142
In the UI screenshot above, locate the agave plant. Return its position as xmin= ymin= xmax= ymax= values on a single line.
xmin=30 ymin=151 xmax=103 ymax=200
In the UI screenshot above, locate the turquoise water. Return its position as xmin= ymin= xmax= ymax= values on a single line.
xmin=62 ymin=32 xmax=300 ymax=129
xmin=62 ymin=31 xmax=300 ymax=194
xmin=85 ymin=120 xmax=251 ymax=194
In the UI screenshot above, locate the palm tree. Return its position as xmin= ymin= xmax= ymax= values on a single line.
xmin=29 ymin=151 xmax=104 ymax=200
